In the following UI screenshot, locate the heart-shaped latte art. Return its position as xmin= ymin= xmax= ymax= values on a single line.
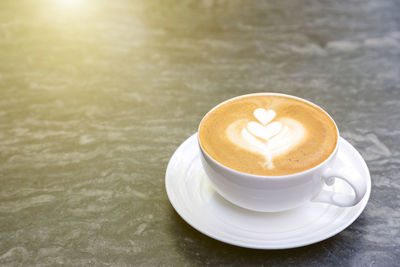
xmin=226 ymin=108 xmax=306 ymax=169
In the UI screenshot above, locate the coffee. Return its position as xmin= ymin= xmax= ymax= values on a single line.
xmin=198 ymin=94 xmax=338 ymax=176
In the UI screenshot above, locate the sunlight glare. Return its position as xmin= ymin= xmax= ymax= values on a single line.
xmin=58 ymin=0 xmax=81 ymax=9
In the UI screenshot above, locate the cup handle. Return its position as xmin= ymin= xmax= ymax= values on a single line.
xmin=312 ymin=166 xmax=367 ymax=207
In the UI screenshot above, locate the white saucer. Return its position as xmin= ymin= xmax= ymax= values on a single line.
xmin=165 ymin=133 xmax=371 ymax=249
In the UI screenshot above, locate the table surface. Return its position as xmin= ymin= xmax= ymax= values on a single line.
xmin=1 ymin=0 xmax=399 ymax=265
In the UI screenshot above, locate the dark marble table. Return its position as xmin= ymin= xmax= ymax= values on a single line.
xmin=0 ymin=0 xmax=399 ymax=265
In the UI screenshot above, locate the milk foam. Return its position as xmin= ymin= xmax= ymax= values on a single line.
xmin=226 ymin=108 xmax=306 ymax=169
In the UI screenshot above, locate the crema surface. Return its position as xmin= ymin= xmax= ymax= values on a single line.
xmin=199 ymin=95 xmax=338 ymax=176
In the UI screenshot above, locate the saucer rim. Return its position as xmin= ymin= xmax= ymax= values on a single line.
xmin=165 ymin=133 xmax=371 ymax=249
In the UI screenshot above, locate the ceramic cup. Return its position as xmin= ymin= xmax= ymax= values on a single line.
xmin=198 ymin=93 xmax=368 ymax=212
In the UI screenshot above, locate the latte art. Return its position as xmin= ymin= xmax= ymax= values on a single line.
xmin=199 ymin=94 xmax=338 ymax=176
xmin=226 ymin=108 xmax=305 ymax=169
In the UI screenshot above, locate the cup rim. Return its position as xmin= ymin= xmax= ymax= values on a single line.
xmin=197 ymin=92 xmax=340 ymax=179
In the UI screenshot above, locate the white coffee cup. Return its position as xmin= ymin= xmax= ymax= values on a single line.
xmin=198 ymin=93 xmax=367 ymax=212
